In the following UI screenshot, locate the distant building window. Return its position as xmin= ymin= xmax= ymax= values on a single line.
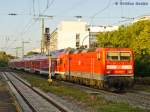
xmin=85 ymin=25 xmax=90 ymax=31
xmin=76 ymin=33 xmax=80 ymax=48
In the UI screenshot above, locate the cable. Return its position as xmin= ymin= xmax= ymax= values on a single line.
xmin=5 ymin=0 xmax=55 ymax=54
xmin=110 ymin=18 xmax=135 ymax=26
xmin=38 ymin=0 xmax=41 ymax=15
xmin=120 ymin=0 xmax=123 ymax=18
xmin=90 ymin=0 xmax=111 ymax=25
xmin=42 ymin=0 xmax=56 ymax=14
xmin=4 ymin=16 xmax=35 ymax=52
xmin=33 ymin=0 xmax=35 ymax=16
xmin=4 ymin=18 xmax=38 ymax=51
xmin=47 ymin=0 xmax=49 ymax=8
xmin=57 ymin=0 xmax=89 ymax=16
xmin=2 ymin=1 xmax=53 ymax=54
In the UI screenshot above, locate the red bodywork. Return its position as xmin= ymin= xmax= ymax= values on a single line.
xmin=9 ymin=48 xmax=134 ymax=89
xmin=55 ymin=48 xmax=134 ymax=78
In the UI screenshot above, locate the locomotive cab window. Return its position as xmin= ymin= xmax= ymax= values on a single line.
xmin=107 ymin=52 xmax=119 ymax=61
xmin=120 ymin=52 xmax=131 ymax=61
xmin=107 ymin=52 xmax=131 ymax=61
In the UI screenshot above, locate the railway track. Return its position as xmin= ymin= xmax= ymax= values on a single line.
xmin=58 ymin=81 xmax=150 ymax=110
xmin=0 ymin=72 xmax=17 ymax=112
xmin=0 ymin=67 xmax=12 ymax=72
xmin=2 ymin=72 xmax=73 ymax=112
xmin=11 ymin=71 xmax=150 ymax=110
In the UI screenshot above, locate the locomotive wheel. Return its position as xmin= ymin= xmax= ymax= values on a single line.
xmin=106 ymin=76 xmax=134 ymax=91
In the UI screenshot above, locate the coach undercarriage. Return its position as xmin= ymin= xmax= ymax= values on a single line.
xmin=55 ymin=71 xmax=134 ymax=90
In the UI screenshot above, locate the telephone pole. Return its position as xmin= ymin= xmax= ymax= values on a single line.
xmin=22 ymin=41 xmax=30 ymax=58
xmin=41 ymin=18 xmax=45 ymax=54
xmin=14 ymin=47 xmax=22 ymax=58
xmin=38 ymin=15 xmax=53 ymax=54
xmin=36 ymin=15 xmax=53 ymax=84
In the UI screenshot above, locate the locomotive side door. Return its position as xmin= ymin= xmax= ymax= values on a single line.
xmin=51 ymin=59 xmax=57 ymax=79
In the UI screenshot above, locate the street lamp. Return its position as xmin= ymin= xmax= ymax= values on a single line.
xmin=81 ymin=28 xmax=90 ymax=48
xmin=75 ymin=16 xmax=82 ymax=21
xmin=81 ymin=35 xmax=89 ymax=48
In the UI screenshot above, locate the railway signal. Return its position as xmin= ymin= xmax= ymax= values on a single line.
xmin=37 ymin=15 xmax=53 ymax=84
xmin=38 ymin=15 xmax=53 ymax=54
xmin=44 ymin=27 xmax=53 ymax=84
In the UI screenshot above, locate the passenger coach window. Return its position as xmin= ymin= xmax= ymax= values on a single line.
xmin=107 ymin=52 xmax=131 ymax=61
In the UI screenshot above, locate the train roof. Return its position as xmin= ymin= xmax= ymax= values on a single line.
xmin=61 ymin=48 xmax=133 ymax=55
xmin=10 ymin=54 xmax=48 ymax=62
xmin=96 ymin=48 xmax=133 ymax=51
xmin=50 ymin=49 xmax=65 ymax=58
xmin=9 ymin=48 xmax=133 ymax=62
xmin=24 ymin=54 xmax=48 ymax=60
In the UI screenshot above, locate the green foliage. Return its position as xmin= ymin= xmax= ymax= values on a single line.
xmin=0 ymin=51 xmax=14 ymax=67
xmin=26 ymin=51 xmax=39 ymax=56
xmin=133 ymin=84 xmax=150 ymax=92
xmin=97 ymin=20 xmax=150 ymax=77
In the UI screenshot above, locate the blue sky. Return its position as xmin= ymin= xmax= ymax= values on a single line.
xmin=0 ymin=0 xmax=150 ymax=56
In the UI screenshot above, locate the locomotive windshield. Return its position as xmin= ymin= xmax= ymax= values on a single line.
xmin=107 ymin=51 xmax=131 ymax=61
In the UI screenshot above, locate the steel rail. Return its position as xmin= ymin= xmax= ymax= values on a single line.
xmin=4 ymin=72 xmax=72 ymax=112
xmin=3 ymin=72 xmax=37 ymax=112
xmin=12 ymin=70 xmax=150 ymax=110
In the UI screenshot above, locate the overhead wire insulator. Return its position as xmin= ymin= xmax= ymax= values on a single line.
xmin=8 ymin=13 xmax=18 ymax=16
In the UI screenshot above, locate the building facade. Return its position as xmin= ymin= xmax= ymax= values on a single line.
xmin=89 ymin=26 xmax=118 ymax=48
xmin=50 ymin=21 xmax=118 ymax=51
xmin=50 ymin=21 xmax=89 ymax=51
xmin=133 ymin=15 xmax=150 ymax=23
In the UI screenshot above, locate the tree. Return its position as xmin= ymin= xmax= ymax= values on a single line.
xmin=0 ymin=51 xmax=14 ymax=67
xmin=26 ymin=51 xmax=39 ymax=56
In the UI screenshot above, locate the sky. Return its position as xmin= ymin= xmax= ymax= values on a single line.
xmin=0 ymin=0 xmax=150 ymax=57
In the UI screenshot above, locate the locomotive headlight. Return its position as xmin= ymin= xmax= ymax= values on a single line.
xmin=128 ymin=70 xmax=132 ymax=74
xmin=106 ymin=70 xmax=111 ymax=74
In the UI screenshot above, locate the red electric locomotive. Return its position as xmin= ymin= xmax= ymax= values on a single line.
xmin=54 ymin=48 xmax=134 ymax=90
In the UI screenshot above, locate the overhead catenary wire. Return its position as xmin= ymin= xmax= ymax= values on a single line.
xmin=5 ymin=0 xmax=56 ymax=55
xmin=4 ymin=18 xmax=38 ymax=51
xmin=33 ymin=0 xmax=35 ymax=16
xmin=56 ymin=0 xmax=89 ymax=16
xmin=4 ymin=0 xmax=37 ymax=51
xmin=38 ymin=0 xmax=41 ymax=15
xmin=42 ymin=0 xmax=56 ymax=14
xmin=3 ymin=0 xmax=145 ymax=56
xmin=4 ymin=0 xmax=43 ymax=52
xmin=120 ymin=0 xmax=123 ymax=18
xmin=90 ymin=0 xmax=111 ymax=25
